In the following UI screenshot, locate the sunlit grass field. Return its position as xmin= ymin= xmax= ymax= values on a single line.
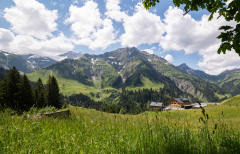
xmin=0 ymin=105 xmax=239 ymax=153
xmin=125 ymin=77 xmax=164 ymax=91
xmin=27 ymin=69 xmax=101 ymax=100
xmin=221 ymin=94 xmax=240 ymax=106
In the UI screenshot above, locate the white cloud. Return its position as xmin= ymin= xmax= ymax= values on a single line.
xmin=161 ymin=6 xmax=238 ymax=75
xmin=165 ymin=54 xmax=174 ymax=63
xmin=72 ymin=0 xmax=79 ymax=4
xmin=143 ymin=49 xmax=154 ymax=54
xmin=121 ymin=3 xmax=165 ymax=47
xmin=0 ymin=28 xmax=74 ymax=57
xmin=142 ymin=47 xmax=156 ymax=54
xmin=4 ymin=0 xmax=58 ymax=39
xmin=0 ymin=28 xmax=15 ymax=50
xmin=10 ymin=33 xmax=73 ymax=56
xmin=197 ymin=45 xmax=240 ymax=75
xmin=65 ymin=1 xmax=116 ymax=50
xmin=161 ymin=6 xmax=229 ymax=54
xmin=105 ymin=0 xmax=128 ymax=22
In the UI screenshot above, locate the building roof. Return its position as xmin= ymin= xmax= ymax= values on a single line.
xmin=174 ymin=98 xmax=191 ymax=103
xmin=150 ymin=102 xmax=163 ymax=107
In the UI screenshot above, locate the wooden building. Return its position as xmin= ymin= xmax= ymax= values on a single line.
xmin=150 ymin=102 xmax=164 ymax=111
xmin=169 ymin=98 xmax=192 ymax=109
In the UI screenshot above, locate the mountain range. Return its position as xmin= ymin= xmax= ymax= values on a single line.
xmin=1 ymin=47 xmax=240 ymax=103
xmin=0 ymin=50 xmax=83 ymax=73
xmin=24 ymin=47 xmax=239 ymax=103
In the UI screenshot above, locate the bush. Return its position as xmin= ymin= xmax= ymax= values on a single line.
xmin=119 ymin=108 xmax=126 ymax=114
xmin=62 ymin=103 xmax=69 ymax=109
xmin=4 ymin=108 xmax=15 ymax=116
xmin=29 ymin=107 xmax=38 ymax=115
xmin=38 ymin=106 xmax=57 ymax=114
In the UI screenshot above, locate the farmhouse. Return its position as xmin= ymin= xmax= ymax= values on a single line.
xmin=150 ymin=102 xmax=164 ymax=111
xmin=169 ymin=98 xmax=193 ymax=109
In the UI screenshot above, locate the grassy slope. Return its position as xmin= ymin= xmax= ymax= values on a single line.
xmin=27 ymin=69 xmax=100 ymax=100
xmin=145 ymin=105 xmax=240 ymax=123
xmin=1 ymin=105 xmax=239 ymax=153
xmin=125 ymin=76 xmax=164 ymax=91
xmin=92 ymin=59 xmax=121 ymax=89
xmin=220 ymin=94 xmax=240 ymax=105
xmin=218 ymin=70 xmax=240 ymax=87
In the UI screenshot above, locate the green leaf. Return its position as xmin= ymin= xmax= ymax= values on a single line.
xmin=219 ymin=25 xmax=233 ymax=31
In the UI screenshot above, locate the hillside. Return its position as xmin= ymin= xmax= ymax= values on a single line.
xmin=217 ymin=69 xmax=240 ymax=96
xmin=143 ymin=53 xmax=223 ymax=102
xmin=220 ymin=94 xmax=240 ymax=106
xmin=27 ymin=68 xmax=101 ymax=100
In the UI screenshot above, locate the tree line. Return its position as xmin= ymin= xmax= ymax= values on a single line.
xmin=0 ymin=67 xmax=61 ymax=114
xmin=65 ymin=83 xmax=186 ymax=114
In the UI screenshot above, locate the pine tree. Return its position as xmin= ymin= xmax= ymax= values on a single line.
xmin=33 ymin=78 xmax=46 ymax=108
xmin=18 ymin=74 xmax=34 ymax=112
xmin=46 ymin=75 xmax=61 ymax=109
xmin=0 ymin=67 xmax=21 ymax=111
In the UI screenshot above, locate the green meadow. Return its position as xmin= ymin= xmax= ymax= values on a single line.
xmin=0 ymin=104 xmax=239 ymax=153
xmin=27 ymin=69 xmax=101 ymax=100
xmin=220 ymin=94 xmax=240 ymax=106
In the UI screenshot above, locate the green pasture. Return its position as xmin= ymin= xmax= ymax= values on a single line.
xmin=27 ymin=69 xmax=101 ymax=100
xmin=0 ymin=105 xmax=239 ymax=153
xmin=221 ymin=94 xmax=240 ymax=106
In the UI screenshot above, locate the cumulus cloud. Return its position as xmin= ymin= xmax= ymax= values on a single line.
xmin=0 ymin=28 xmax=74 ymax=56
xmin=121 ymin=3 xmax=165 ymax=47
xmin=197 ymin=45 xmax=240 ymax=75
xmin=0 ymin=28 xmax=15 ymax=50
xmin=65 ymin=1 xmax=116 ymax=50
xmin=10 ymin=33 xmax=74 ymax=56
xmin=161 ymin=6 xmax=238 ymax=75
xmin=160 ymin=6 xmax=234 ymax=54
xmin=142 ymin=47 xmax=156 ymax=54
xmin=105 ymin=0 xmax=128 ymax=22
xmin=4 ymin=0 xmax=58 ymax=39
xmin=165 ymin=54 xmax=174 ymax=63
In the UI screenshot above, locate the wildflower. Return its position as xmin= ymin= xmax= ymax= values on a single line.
xmin=33 ymin=115 xmax=35 ymax=119
xmin=39 ymin=116 xmax=42 ymax=119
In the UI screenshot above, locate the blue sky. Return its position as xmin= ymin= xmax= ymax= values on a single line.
xmin=0 ymin=0 xmax=239 ymax=75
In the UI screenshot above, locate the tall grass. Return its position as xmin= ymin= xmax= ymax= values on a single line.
xmin=0 ymin=106 xmax=239 ymax=153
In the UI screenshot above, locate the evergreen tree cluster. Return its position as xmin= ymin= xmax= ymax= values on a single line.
xmin=117 ymin=84 xmax=182 ymax=114
xmin=65 ymin=83 xmax=183 ymax=114
xmin=67 ymin=93 xmax=101 ymax=110
xmin=0 ymin=67 xmax=61 ymax=113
